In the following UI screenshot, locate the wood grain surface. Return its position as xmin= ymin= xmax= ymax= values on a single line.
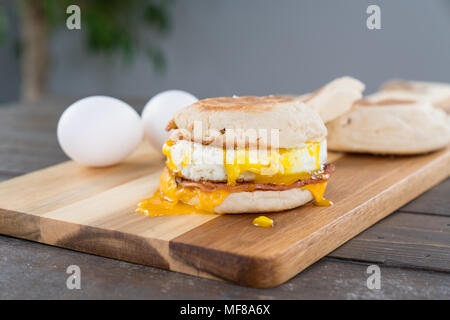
xmin=1 ymin=99 xmax=450 ymax=298
xmin=0 ymin=134 xmax=448 ymax=287
xmin=329 ymin=212 xmax=450 ymax=272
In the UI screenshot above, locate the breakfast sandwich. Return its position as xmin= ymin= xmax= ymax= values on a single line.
xmin=326 ymin=90 xmax=450 ymax=155
xmin=137 ymin=96 xmax=335 ymax=215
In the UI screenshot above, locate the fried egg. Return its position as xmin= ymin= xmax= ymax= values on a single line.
xmin=163 ymin=139 xmax=327 ymax=185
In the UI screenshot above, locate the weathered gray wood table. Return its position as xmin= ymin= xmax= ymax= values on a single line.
xmin=0 ymin=98 xmax=449 ymax=299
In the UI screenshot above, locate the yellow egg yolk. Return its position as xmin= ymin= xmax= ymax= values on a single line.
xmin=252 ymin=216 xmax=274 ymax=228
xmin=162 ymin=140 xmax=179 ymax=173
xmin=224 ymin=141 xmax=322 ymax=185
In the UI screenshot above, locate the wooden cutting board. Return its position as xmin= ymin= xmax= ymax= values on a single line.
xmin=0 ymin=144 xmax=449 ymax=288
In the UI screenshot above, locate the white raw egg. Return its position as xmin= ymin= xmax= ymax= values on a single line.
xmin=57 ymin=96 xmax=143 ymax=167
xmin=142 ymin=90 xmax=198 ymax=151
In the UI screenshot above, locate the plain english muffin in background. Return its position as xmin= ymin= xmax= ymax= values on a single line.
xmin=380 ymin=80 xmax=450 ymax=113
xmin=326 ymin=97 xmax=450 ymax=155
xmin=298 ymin=76 xmax=366 ymax=123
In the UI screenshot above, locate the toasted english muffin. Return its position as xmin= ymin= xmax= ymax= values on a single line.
xmin=167 ymin=95 xmax=327 ymax=149
xmin=327 ymin=98 xmax=450 ymax=155
xmin=299 ymin=76 xmax=365 ymax=123
xmin=380 ymin=80 xmax=450 ymax=113
xmin=214 ymin=188 xmax=314 ymax=214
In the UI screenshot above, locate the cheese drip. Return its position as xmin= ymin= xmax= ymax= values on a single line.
xmin=136 ymin=168 xmax=230 ymax=215
xmin=301 ymin=182 xmax=333 ymax=206
xmin=136 ymin=170 xmax=332 ymax=217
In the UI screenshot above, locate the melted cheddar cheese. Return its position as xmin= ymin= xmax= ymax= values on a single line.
xmin=136 ymin=168 xmax=230 ymax=216
xmin=136 ymin=169 xmax=332 ymax=216
xmin=301 ymin=181 xmax=333 ymax=206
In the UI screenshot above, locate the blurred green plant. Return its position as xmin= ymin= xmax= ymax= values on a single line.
xmin=0 ymin=6 xmax=6 ymax=43
xmin=0 ymin=0 xmax=173 ymax=101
